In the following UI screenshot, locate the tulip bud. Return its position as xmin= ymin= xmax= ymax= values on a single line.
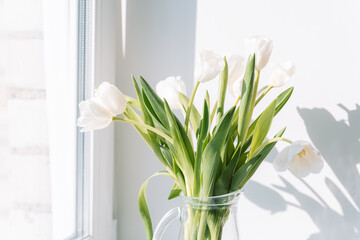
xmin=194 ymin=51 xmax=225 ymax=83
xmin=156 ymin=76 xmax=186 ymax=109
xmin=245 ymin=36 xmax=273 ymax=71
xmin=227 ymin=55 xmax=246 ymax=98
xmin=268 ymin=61 xmax=296 ymax=87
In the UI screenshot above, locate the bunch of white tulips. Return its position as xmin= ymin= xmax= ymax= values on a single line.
xmin=77 ymin=36 xmax=324 ymax=240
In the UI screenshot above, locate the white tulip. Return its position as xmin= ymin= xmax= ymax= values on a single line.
xmin=273 ymin=141 xmax=324 ymax=178
xmin=93 ymin=82 xmax=127 ymax=116
xmin=156 ymin=76 xmax=186 ymax=109
xmin=244 ymin=36 xmax=273 ymax=71
xmin=227 ymin=55 xmax=246 ymax=98
xmin=268 ymin=61 xmax=296 ymax=87
xmin=194 ymin=51 xmax=225 ymax=83
xmin=77 ymin=82 xmax=127 ymax=132
xmin=77 ymin=99 xmax=113 ymax=132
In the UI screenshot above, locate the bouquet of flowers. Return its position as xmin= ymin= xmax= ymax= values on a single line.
xmin=77 ymin=36 xmax=324 ymax=240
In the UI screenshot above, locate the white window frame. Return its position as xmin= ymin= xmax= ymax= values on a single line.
xmin=44 ymin=0 xmax=116 ymax=239
xmin=79 ymin=0 xmax=117 ymax=239
xmin=43 ymin=0 xmax=80 ymax=239
xmin=76 ymin=0 xmax=94 ymax=239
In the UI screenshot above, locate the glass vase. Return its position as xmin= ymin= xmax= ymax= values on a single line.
xmin=153 ymin=189 xmax=242 ymax=240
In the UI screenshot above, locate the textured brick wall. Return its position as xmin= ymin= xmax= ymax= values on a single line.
xmin=0 ymin=0 xmax=52 ymax=239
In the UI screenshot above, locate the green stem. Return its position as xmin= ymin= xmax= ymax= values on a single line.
xmin=184 ymin=81 xmax=200 ymax=134
xmin=256 ymin=85 xmax=268 ymax=96
xmin=241 ymin=70 xmax=260 ymax=144
xmin=216 ymin=57 xmax=228 ymax=124
xmin=112 ymin=117 xmax=173 ymax=144
xmin=125 ymin=95 xmax=141 ymax=109
xmin=183 ymin=207 xmax=200 ymax=239
xmin=234 ymin=94 xmax=241 ymax=106
xmin=210 ymin=101 xmax=218 ymax=125
xmin=197 ymin=211 xmax=207 ymax=239
xmin=249 ymin=70 xmax=260 ymax=111
xmin=249 ymin=137 xmax=292 ymax=159
xmin=255 ymin=85 xmax=273 ymax=106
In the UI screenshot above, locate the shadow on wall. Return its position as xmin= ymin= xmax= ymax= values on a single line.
xmin=245 ymin=104 xmax=360 ymax=240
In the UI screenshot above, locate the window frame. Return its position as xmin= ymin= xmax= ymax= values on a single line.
xmin=76 ymin=0 xmax=116 ymax=239
xmin=74 ymin=0 xmax=94 ymax=239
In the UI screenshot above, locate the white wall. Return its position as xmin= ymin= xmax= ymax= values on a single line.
xmin=114 ymin=0 xmax=360 ymax=239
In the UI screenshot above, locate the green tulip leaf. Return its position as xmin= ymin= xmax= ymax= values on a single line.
xmin=168 ymin=182 xmax=182 ymax=200
xmin=229 ymin=155 xmax=261 ymax=192
xmin=246 ymin=87 xmax=293 ymax=139
xmin=237 ymin=55 xmax=255 ymax=145
xmin=138 ymin=171 xmax=171 ymax=240
xmin=249 ymin=99 xmax=276 ymax=157
xmin=140 ymin=76 xmax=169 ymax=129
xmin=130 ymin=77 xmax=174 ymax=171
xmin=201 ymin=107 xmax=235 ymax=197
xmin=193 ymin=98 xmax=210 ymax=196
xmin=230 ymin=127 xmax=286 ymax=191
xmin=214 ymin=143 xmax=241 ymax=196
xmin=132 ymin=76 xmax=155 ymax=135
xmin=164 ymin=100 xmax=194 ymax=193
xmin=216 ymin=57 xmax=228 ymax=122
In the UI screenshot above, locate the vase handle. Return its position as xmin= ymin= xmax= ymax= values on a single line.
xmin=153 ymin=207 xmax=181 ymax=240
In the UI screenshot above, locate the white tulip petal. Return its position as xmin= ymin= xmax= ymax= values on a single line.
xmin=288 ymin=155 xmax=312 ymax=178
xmin=311 ymin=159 xmax=324 ymax=174
xmin=228 ymin=55 xmax=245 ymax=83
xmin=287 ymin=140 xmax=308 ymax=162
xmin=306 ymin=145 xmax=324 ymax=174
xmin=280 ymin=61 xmax=296 ymax=76
xmin=245 ymin=36 xmax=273 ymax=71
xmin=268 ymin=67 xmax=290 ymax=87
xmin=272 ymin=146 xmax=291 ymax=172
xmin=77 ymin=99 xmax=113 ymax=132
xmin=78 ymin=99 xmax=110 ymax=118
xmin=194 ymin=51 xmax=224 ymax=83
xmin=94 ymin=82 xmax=127 ymax=116
xmin=268 ymin=61 xmax=296 ymax=87
xmin=156 ymin=76 xmax=186 ymax=109
xmin=227 ymin=55 xmax=245 ymax=98
xmin=273 ymin=140 xmax=324 ymax=178
xmin=231 ymin=79 xmax=243 ymax=98
xmin=79 ymin=118 xmax=111 ymax=132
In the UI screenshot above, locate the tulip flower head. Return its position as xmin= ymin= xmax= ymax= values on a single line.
xmin=93 ymin=82 xmax=127 ymax=115
xmin=156 ymin=76 xmax=186 ymax=110
xmin=77 ymin=99 xmax=114 ymax=132
xmin=77 ymin=82 xmax=127 ymax=132
xmin=268 ymin=61 xmax=296 ymax=87
xmin=227 ymin=55 xmax=246 ymax=98
xmin=194 ymin=51 xmax=225 ymax=83
xmin=273 ymin=140 xmax=324 ymax=178
xmin=245 ymin=35 xmax=273 ymax=71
